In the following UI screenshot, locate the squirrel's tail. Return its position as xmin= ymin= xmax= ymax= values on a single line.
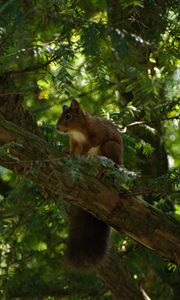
xmin=65 ymin=207 xmax=110 ymax=270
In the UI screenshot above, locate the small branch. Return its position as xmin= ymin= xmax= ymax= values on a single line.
xmin=119 ymin=115 xmax=180 ymax=132
xmin=127 ymin=115 xmax=180 ymax=127
xmin=4 ymin=57 xmax=59 ymax=76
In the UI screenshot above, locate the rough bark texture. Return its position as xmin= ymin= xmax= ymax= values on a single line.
xmin=0 ymin=76 xmax=41 ymax=135
xmin=0 ymin=117 xmax=180 ymax=266
xmin=0 ymin=97 xmax=146 ymax=300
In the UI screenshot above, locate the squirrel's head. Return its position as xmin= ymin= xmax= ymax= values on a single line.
xmin=56 ymin=100 xmax=86 ymax=134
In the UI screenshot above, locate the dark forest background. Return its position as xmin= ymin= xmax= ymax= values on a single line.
xmin=0 ymin=0 xmax=179 ymax=299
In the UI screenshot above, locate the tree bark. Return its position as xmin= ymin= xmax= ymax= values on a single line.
xmin=0 ymin=76 xmax=41 ymax=135
xmin=0 ymin=117 xmax=180 ymax=266
xmin=0 ymin=119 xmax=147 ymax=299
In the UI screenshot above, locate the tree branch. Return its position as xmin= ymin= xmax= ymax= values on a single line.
xmin=125 ymin=115 xmax=180 ymax=128
xmin=0 ymin=117 xmax=180 ymax=266
xmin=117 ymin=114 xmax=180 ymax=133
xmin=0 ymin=90 xmax=147 ymax=299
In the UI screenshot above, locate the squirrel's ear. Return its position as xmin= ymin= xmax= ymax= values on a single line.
xmin=63 ymin=105 xmax=69 ymax=112
xmin=71 ymin=99 xmax=80 ymax=110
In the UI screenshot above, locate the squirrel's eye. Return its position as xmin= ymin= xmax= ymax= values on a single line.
xmin=65 ymin=113 xmax=72 ymax=121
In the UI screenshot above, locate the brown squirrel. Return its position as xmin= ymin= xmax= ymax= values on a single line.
xmin=56 ymin=100 xmax=123 ymax=270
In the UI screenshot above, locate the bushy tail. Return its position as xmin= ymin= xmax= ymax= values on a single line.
xmin=65 ymin=207 xmax=110 ymax=270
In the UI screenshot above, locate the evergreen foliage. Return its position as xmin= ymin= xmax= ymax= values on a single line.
xmin=0 ymin=0 xmax=179 ymax=299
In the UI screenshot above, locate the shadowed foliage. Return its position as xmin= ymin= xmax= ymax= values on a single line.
xmin=0 ymin=0 xmax=179 ymax=299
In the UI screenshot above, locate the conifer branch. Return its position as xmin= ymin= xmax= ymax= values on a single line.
xmin=0 ymin=118 xmax=180 ymax=265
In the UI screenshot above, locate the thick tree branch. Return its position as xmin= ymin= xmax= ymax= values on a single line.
xmin=0 ymin=92 xmax=147 ymax=299
xmin=0 ymin=118 xmax=180 ymax=266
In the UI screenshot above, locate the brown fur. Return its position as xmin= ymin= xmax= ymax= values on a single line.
xmin=57 ymin=100 xmax=123 ymax=270
xmin=57 ymin=100 xmax=123 ymax=164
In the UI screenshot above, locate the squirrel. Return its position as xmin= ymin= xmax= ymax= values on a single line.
xmin=56 ymin=99 xmax=123 ymax=270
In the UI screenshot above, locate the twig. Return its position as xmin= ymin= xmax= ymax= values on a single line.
xmin=119 ymin=115 xmax=180 ymax=132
